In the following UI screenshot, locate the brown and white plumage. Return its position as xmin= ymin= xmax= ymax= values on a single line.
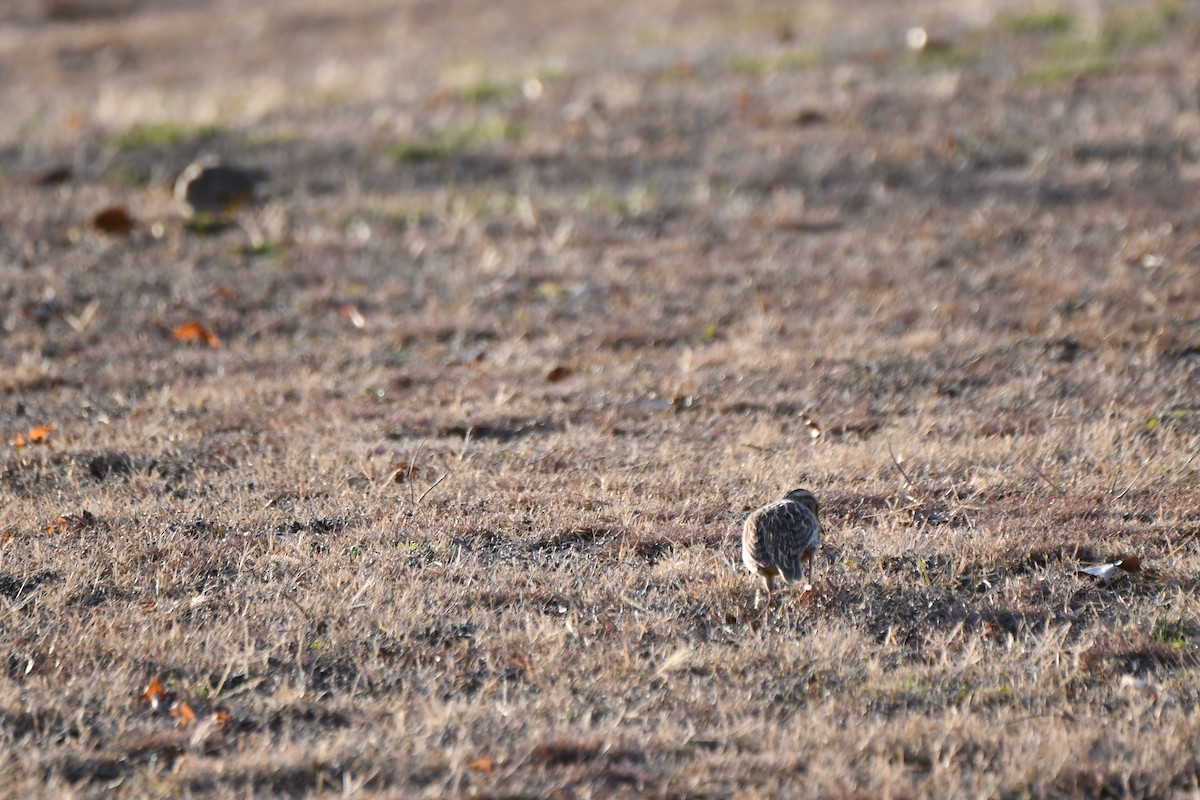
xmin=742 ymin=488 xmax=821 ymax=612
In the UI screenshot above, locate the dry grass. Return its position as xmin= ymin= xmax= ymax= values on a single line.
xmin=3 ymin=1 xmax=1200 ymax=797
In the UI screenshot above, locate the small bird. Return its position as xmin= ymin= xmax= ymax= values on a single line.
xmin=174 ymin=158 xmax=267 ymax=219
xmin=742 ymin=487 xmax=822 ymax=614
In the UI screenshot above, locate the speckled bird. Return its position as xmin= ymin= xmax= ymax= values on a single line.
xmin=742 ymin=487 xmax=822 ymax=612
xmin=174 ymin=158 xmax=267 ymax=219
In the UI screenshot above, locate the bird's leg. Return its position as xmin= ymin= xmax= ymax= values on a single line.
xmin=800 ymin=551 xmax=816 ymax=602
xmin=760 ymin=577 xmax=774 ymax=621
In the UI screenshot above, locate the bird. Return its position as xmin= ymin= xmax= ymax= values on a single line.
xmin=173 ymin=157 xmax=267 ymax=219
xmin=742 ymin=487 xmax=822 ymax=615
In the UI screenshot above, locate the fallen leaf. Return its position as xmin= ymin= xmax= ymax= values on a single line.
xmin=338 ymin=304 xmax=365 ymax=329
xmin=93 ymin=205 xmax=135 ymax=235
xmin=546 ymin=365 xmax=573 ymax=383
xmin=12 ymin=424 xmax=54 ymax=449
xmin=211 ymin=286 xmax=239 ymax=299
xmin=171 ymin=701 xmax=197 ymax=727
xmin=174 ymin=321 xmax=220 ymax=348
xmin=47 ymin=510 xmax=96 ymax=533
xmin=389 ymin=461 xmax=420 ymax=482
xmin=28 ymin=424 xmax=54 ymax=444
xmin=468 ymin=756 xmax=494 ymax=774
xmin=141 ymin=676 xmax=169 ymax=710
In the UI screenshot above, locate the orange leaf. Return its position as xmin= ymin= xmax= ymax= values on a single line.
xmin=213 ymin=709 xmax=231 ymax=726
xmin=174 ymin=321 xmax=220 ymax=348
xmin=93 ymin=205 xmax=135 ymax=235
xmin=47 ymin=511 xmax=95 ymax=533
xmin=141 ymin=676 xmax=167 ymax=706
xmin=389 ymin=461 xmax=420 ymax=482
xmin=468 ymin=756 xmax=494 ymax=774
xmin=171 ymin=701 xmax=197 ymax=727
xmin=28 ymin=424 xmax=53 ymax=443
xmin=12 ymin=424 xmax=54 ymax=449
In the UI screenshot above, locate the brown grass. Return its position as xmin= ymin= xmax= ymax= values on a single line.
xmin=3 ymin=0 xmax=1200 ymax=797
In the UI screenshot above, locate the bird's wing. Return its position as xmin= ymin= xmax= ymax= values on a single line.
xmin=753 ymin=501 xmax=820 ymax=583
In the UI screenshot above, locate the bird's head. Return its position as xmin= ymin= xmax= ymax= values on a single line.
xmin=784 ymin=488 xmax=819 ymax=516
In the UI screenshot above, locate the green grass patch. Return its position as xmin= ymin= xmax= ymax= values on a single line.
xmin=1145 ymin=408 xmax=1193 ymax=431
xmin=1154 ymin=618 xmax=1196 ymax=649
xmin=455 ymin=78 xmax=514 ymax=104
xmin=909 ymin=46 xmax=979 ymax=70
xmin=531 ymin=65 xmax=574 ymax=84
xmin=389 ymin=118 xmax=527 ymax=163
xmin=1019 ymin=0 xmax=1184 ymax=84
xmin=439 ymin=60 xmax=519 ymax=104
xmin=243 ymin=127 xmax=303 ymax=150
xmin=730 ymin=48 xmax=820 ymax=77
xmin=1022 ymin=37 xmax=1115 ymax=84
xmin=100 ymin=166 xmax=155 ymax=187
xmin=995 ymin=8 xmax=1074 ymax=35
xmin=1021 ymin=58 xmax=1114 ymax=85
xmin=390 ymin=141 xmax=458 ymax=163
xmin=183 ymin=217 xmax=231 ymax=236
xmin=574 ymin=184 xmax=661 ymax=217
xmin=235 ymin=241 xmax=285 ymax=258
xmin=1102 ymin=5 xmax=1170 ymax=48
xmin=109 ymin=120 xmax=221 ymax=150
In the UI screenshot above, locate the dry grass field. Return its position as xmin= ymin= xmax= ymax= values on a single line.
xmin=3 ymin=0 xmax=1200 ymax=797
